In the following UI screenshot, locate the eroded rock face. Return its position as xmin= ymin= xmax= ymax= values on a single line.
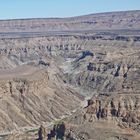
xmin=84 ymin=95 xmax=140 ymax=126
xmin=0 ymin=76 xmax=83 ymax=131
xmin=62 ymin=94 xmax=140 ymax=140
xmin=0 ymin=34 xmax=139 ymax=94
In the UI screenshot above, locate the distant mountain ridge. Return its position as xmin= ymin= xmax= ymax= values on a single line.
xmin=0 ymin=10 xmax=139 ymax=33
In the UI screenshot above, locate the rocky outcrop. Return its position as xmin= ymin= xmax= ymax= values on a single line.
xmin=61 ymin=94 xmax=140 ymax=140
xmin=83 ymin=95 xmax=140 ymax=127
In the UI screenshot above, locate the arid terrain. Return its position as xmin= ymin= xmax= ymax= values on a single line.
xmin=0 ymin=10 xmax=140 ymax=140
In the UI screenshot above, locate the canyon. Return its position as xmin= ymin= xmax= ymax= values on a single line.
xmin=0 ymin=10 xmax=139 ymax=140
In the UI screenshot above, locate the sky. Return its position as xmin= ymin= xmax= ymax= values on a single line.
xmin=0 ymin=0 xmax=140 ymax=19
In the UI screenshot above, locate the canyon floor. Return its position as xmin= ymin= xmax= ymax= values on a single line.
xmin=0 ymin=10 xmax=139 ymax=140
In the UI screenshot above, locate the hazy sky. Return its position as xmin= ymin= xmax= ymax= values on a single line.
xmin=0 ymin=0 xmax=140 ymax=19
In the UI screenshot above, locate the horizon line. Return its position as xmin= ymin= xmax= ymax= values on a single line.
xmin=0 ymin=9 xmax=139 ymax=21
